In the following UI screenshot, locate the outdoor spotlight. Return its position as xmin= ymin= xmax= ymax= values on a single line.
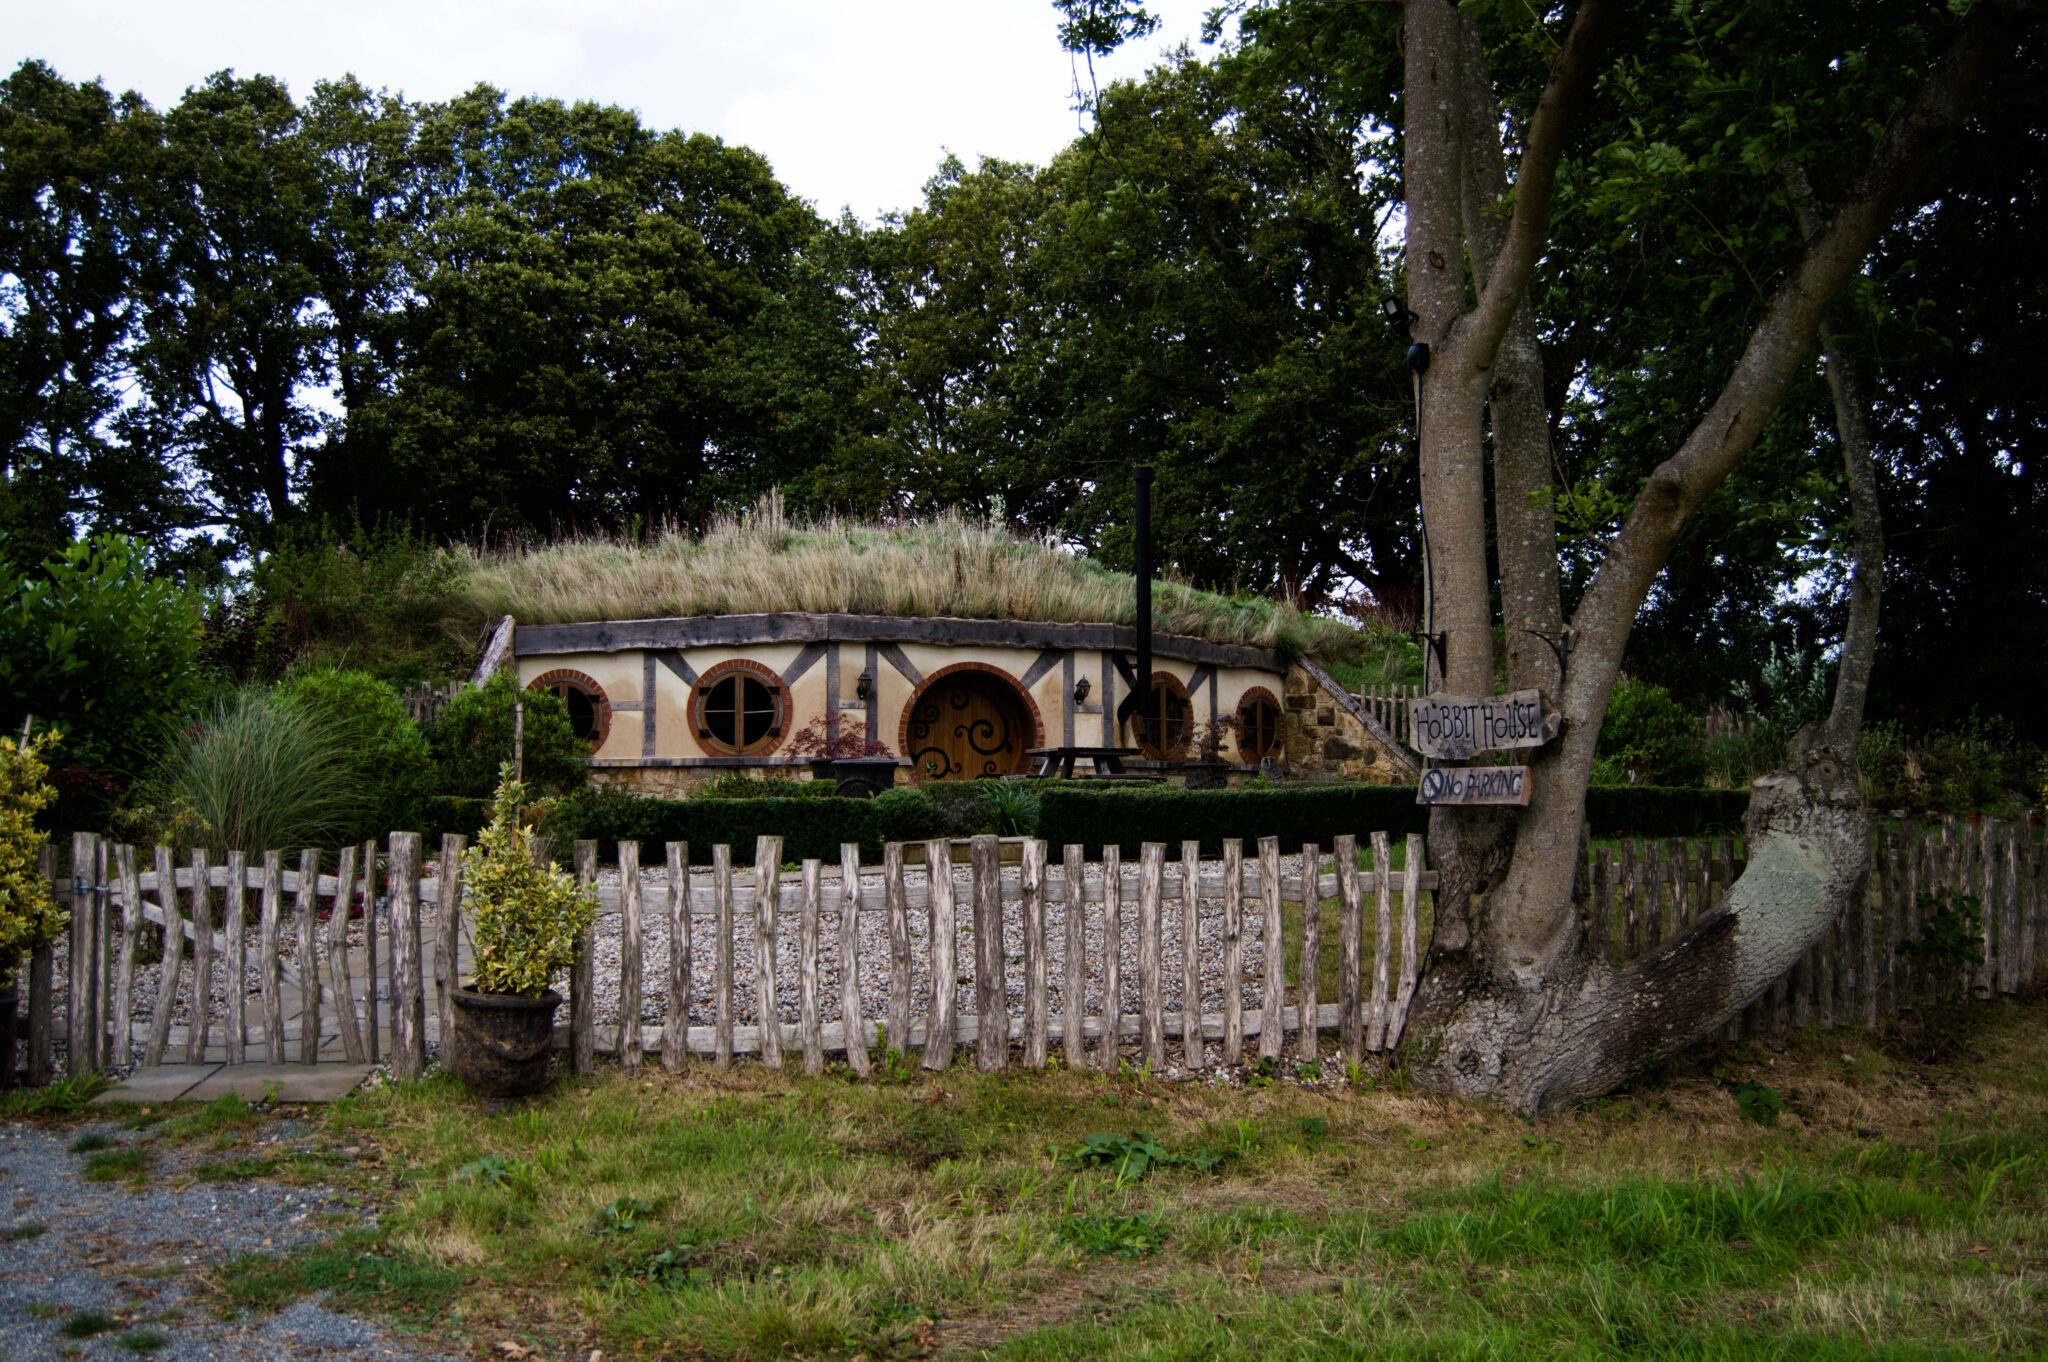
xmin=1380 ymin=294 xmax=1418 ymax=339
xmin=1074 ymin=675 xmax=1092 ymax=705
xmin=855 ymin=671 xmax=872 ymax=701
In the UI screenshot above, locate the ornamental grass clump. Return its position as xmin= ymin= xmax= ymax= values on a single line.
xmin=461 ymin=765 xmax=595 ymax=996
xmin=0 ymin=734 xmax=65 ymax=979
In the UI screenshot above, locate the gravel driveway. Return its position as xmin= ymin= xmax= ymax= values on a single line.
xmin=0 ymin=1119 xmax=458 ymax=1361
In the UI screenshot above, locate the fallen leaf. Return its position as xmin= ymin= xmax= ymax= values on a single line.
xmin=497 ymin=1342 xmax=529 ymax=1358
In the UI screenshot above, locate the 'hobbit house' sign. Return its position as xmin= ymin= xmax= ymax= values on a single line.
xmin=1406 ymin=689 xmax=1560 ymax=761
xmin=1409 ymin=688 xmax=1561 ymax=806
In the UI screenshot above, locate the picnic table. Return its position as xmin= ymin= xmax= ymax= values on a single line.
xmin=1026 ymin=745 xmax=1145 ymax=778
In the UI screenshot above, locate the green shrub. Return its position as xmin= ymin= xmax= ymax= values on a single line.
xmin=692 ymin=771 xmax=836 ymax=799
xmin=0 ymin=534 xmax=204 ymax=808
xmin=1593 ymin=678 xmax=1707 ymax=788
xmin=462 ymin=766 xmax=597 ymax=995
xmin=432 ymin=672 xmax=587 ymax=798
xmin=280 ymin=669 xmax=434 ymax=842
xmin=0 ymin=733 xmax=64 ymax=976
xmin=870 ymin=787 xmax=937 ymax=843
xmin=213 ymin=517 xmax=467 ymax=684
xmin=982 ymin=781 xmax=1041 ymax=836
xmin=928 ymin=782 xmax=991 ymax=837
xmin=547 ymin=783 xmax=879 ymax=865
xmin=150 ymin=687 xmax=367 ymax=854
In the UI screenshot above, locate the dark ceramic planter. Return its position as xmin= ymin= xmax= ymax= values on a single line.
xmin=449 ymin=987 xmax=561 ymax=1098
xmin=810 ymin=757 xmax=902 ymax=798
xmin=0 ymin=984 xmax=16 ymax=1090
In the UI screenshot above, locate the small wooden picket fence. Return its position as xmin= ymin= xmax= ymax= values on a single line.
xmin=11 ymin=813 xmax=2044 ymax=1087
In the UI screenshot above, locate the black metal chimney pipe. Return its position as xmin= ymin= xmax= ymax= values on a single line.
xmin=1134 ymin=465 xmax=1154 ymax=751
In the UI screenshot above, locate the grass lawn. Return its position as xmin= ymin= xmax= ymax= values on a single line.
xmin=84 ymin=996 xmax=2048 ymax=1359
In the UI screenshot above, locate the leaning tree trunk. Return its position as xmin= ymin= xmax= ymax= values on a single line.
xmin=1388 ymin=0 xmax=2023 ymax=1110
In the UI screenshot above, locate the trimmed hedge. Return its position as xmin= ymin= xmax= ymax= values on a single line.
xmin=1583 ymin=786 xmax=1751 ymax=838
xmin=503 ymin=780 xmax=1753 ymax=867
xmin=546 ymin=785 xmax=878 ymax=866
xmin=1036 ymin=785 xmax=1428 ymax=859
xmin=1037 ymin=783 xmax=1750 ymax=858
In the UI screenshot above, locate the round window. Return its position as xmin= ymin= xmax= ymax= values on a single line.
xmin=1135 ymin=675 xmax=1193 ymax=760
xmin=526 ymin=670 xmax=610 ymax=749
xmin=692 ymin=662 xmax=787 ymax=756
xmin=1237 ymin=688 xmax=1283 ymax=762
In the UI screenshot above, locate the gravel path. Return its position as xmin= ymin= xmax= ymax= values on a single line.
xmin=0 ymin=1118 xmax=456 ymax=1361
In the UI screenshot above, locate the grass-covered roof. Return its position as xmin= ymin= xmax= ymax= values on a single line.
xmin=453 ymin=502 xmax=1368 ymax=663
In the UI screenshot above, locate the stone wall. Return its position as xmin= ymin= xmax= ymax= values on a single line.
xmin=1280 ymin=661 xmax=1419 ymax=785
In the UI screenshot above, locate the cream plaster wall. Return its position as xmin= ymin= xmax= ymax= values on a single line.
xmin=515 ymin=640 xmax=1323 ymax=783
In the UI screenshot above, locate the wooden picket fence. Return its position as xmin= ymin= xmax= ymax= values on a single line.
xmin=9 ymin=813 xmax=2043 ymax=1087
xmin=1360 ymin=683 xmax=1423 ymax=752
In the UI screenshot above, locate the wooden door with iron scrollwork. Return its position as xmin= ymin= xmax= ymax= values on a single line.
xmin=906 ymin=672 xmax=1030 ymax=781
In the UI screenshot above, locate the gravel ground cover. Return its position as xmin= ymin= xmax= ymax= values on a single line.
xmin=0 ymin=1114 xmax=456 ymax=1361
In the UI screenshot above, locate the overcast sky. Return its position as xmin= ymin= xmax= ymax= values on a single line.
xmin=4 ymin=0 xmax=1221 ymax=221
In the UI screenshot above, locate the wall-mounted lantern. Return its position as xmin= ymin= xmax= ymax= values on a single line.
xmin=855 ymin=671 xmax=873 ymax=701
xmin=1073 ymin=675 xmax=1092 ymax=705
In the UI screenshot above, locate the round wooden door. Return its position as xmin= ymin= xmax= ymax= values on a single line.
xmin=906 ymin=671 xmax=1032 ymax=781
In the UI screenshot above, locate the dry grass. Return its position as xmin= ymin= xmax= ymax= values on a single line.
xmin=450 ymin=495 xmax=1371 ymax=661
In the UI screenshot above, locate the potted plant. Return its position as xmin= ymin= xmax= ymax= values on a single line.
xmin=785 ymin=718 xmax=902 ymax=798
xmin=448 ymin=764 xmax=595 ymax=1097
xmin=0 ymin=733 xmax=63 ymax=1086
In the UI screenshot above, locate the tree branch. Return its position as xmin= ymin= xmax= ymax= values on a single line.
xmin=1564 ymin=0 xmax=2035 ymax=714
xmin=1458 ymin=0 xmax=1613 ymax=365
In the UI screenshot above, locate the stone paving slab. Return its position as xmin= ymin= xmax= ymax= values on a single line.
xmin=89 ymin=1064 xmax=220 ymax=1105
xmin=182 ymin=1063 xmax=375 ymax=1104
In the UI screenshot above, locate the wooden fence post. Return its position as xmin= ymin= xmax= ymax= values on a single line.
xmin=436 ymin=834 xmax=466 ymax=1055
xmin=224 ymin=850 xmax=247 ymax=1065
xmin=359 ymin=840 xmax=380 ymax=1064
xmin=185 ymin=848 xmax=213 ymax=1067
xmin=1387 ymin=834 xmax=1423 ymax=1048
xmin=572 ymin=841 xmax=597 ymax=1076
xmin=144 ymin=847 xmax=180 ymax=1068
xmin=1180 ymin=839 xmax=1202 ymax=1071
xmin=1367 ymin=832 xmax=1392 ymax=1051
xmin=295 ymin=850 xmax=322 ymax=1065
xmin=753 ymin=835 xmax=783 ymax=1068
xmin=923 ymin=838 xmax=956 ymax=1072
xmin=389 ymin=833 xmax=425 ymax=1080
xmin=1137 ymin=841 xmax=1164 ymax=1072
xmin=1297 ymin=842 xmax=1320 ymax=1062
xmin=326 ymin=845 xmax=367 ymax=1065
xmin=665 ymin=842 xmax=690 ymax=1074
xmin=113 ymin=845 xmax=141 ymax=1069
xmin=93 ymin=839 xmax=111 ymax=1070
xmin=1098 ymin=845 xmax=1122 ymax=1072
xmin=840 ymin=843 xmax=870 ymax=1077
xmin=713 ymin=843 xmax=734 ymax=1069
xmin=1258 ymin=836 xmax=1284 ymax=1062
xmin=259 ymin=851 xmax=284 ymax=1064
xmin=799 ymin=857 xmax=823 ymax=1075
xmin=1061 ymin=843 xmax=1085 ymax=1069
xmin=28 ymin=846 xmax=54 ymax=1085
xmin=886 ymin=842 xmax=911 ymax=1063
xmin=619 ymin=840 xmax=644 ymax=1070
xmin=1337 ymin=835 xmax=1361 ymax=1063
xmin=67 ymin=833 xmax=93 ymax=1075
xmin=973 ymin=834 xmax=1006 ymax=1072
xmin=1023 ymin=838 xmax=1048 ymax=1070
xmin=1222 ymin=840 xmax=1243 ymax=1065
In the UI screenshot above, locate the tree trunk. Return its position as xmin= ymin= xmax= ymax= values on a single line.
xmin=1392 ymin=0 xmax=2026 ymax=1109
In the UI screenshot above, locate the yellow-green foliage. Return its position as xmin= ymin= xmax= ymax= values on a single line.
xmin=0 ymin=735 xmax=64 ymax=977
xmin=451 ymin=498 xmax=1369 ymax=663
xmin=459 ymin=765 xmax=594 ymax=997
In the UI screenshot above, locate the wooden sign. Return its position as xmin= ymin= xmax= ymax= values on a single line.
xmin=1407 ymin=689 xmax=1560 ymax=761
xmin=1417 ymin=765 xmax=1531 ymax=806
